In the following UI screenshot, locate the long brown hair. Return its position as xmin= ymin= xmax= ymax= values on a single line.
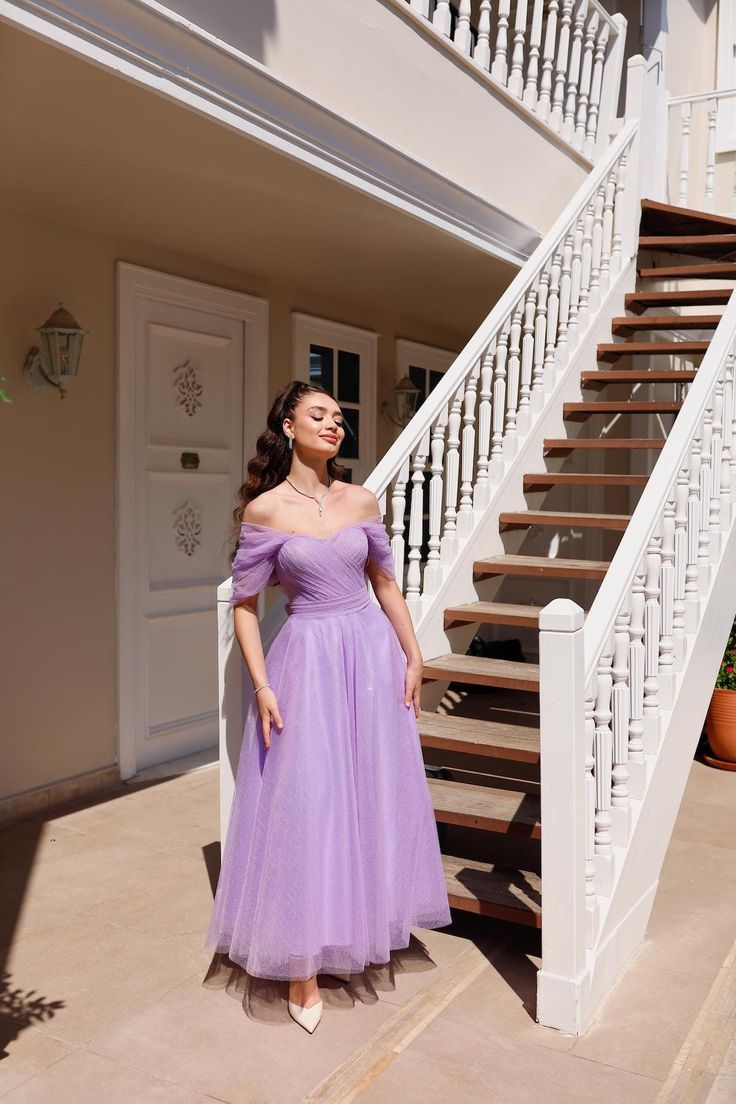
xmin=228 ymin=380 xmax=348 ymax=562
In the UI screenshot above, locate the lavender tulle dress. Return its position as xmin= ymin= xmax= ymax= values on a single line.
xmin=204 ymin=513 xmax=452 ymax=986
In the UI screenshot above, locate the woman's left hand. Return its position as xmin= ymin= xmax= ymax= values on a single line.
xmin=404 ymin=658 xmax=423 ymax=718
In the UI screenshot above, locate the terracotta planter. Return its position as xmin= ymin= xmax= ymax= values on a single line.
xmin=706 ymin=688 xmax=736 ymax=763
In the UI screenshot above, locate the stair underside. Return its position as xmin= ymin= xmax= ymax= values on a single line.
xmin=442 ymin=854 xmax=542 ymax=925
xmin=640 ymin=197 xmax=736 ymax=237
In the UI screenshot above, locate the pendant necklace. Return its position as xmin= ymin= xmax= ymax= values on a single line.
xmin=285 ymin=474 xmax=333 ymax=518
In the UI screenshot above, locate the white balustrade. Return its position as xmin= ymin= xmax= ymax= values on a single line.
xmin=401 ymin=0 xmax=624 ymax=157
xmin=668 ymin=89 xmax=736 ymax=215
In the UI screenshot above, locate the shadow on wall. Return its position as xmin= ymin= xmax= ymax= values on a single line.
xmin=170 ymin=0 xmax=277 ymax=66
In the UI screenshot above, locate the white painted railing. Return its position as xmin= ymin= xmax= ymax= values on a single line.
xmin=537 ymin=268 xmax=736 ymax=1034
xmin=402 ymin=0 xmax=626 ymax=158
xmin=668 ymin=89 xmax=736 ymax=215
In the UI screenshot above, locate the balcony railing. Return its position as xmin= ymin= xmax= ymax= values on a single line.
xmin=402 ymin=0 xmax=626 ymax=159
xmin=668 ymin=89 xmax=736 ymax=216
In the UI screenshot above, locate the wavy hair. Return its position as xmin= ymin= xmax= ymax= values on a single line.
xmin=228 ymin=380 xmax=348 ymax=563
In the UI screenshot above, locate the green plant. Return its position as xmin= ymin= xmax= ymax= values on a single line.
xmin=715 ymin=621 xmax=736 ymax=691
xmin=0 ymin=376 xmax=12 ymax=404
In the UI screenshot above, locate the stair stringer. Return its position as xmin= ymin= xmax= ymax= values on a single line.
xmin=577 ymin=496 xmax=736 ymax=1031
xmin=414 ymin=258 xmax=638 ymax=708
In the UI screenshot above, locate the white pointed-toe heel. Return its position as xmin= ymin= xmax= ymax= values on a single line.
xmin=288 ymin=998 xmax=323 ymax=1033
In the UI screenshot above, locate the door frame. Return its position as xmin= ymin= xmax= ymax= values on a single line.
xmin=116 ymin=262 xmax=269 ymax=779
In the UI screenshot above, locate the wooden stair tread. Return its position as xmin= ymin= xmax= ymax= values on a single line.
xmin=611 ymin=314 xmax=721 ymax=333
xmin=444 ymin=600 xmax=545 ymax=628
xmin=524 ymin=472 xmax=648 ymax=488
xmin=598 ymin=340 xmax=709 ymax=361
xmin=500 ymin=510 xmax=630 ymax=531
xmin=428 ymin=777 xmax=541 ymax=836
xmin=473 ymin=554 xmax=610 ymax=580
xmin=442 ymin=853 xmax=542 ymax=924
xmin=544 ymin=437 xmax=665 ymax=452
xmin=640 ymin=198 xmax=736 ymax=236
xmin=639 ymin=235 xmax=736 ymax=258
xmin=581 ymin=369 xmax=697 ymax=388
xmin=638 ymin=262 xmax=736 ymax=280
xmin=564 ymin=400 xmax=682 ymax=419
xmin=422 ymin=653 xmax=540 ymax=691
xmin=418 ymin=709 xmax=539 ymax=761
xmin=625 ymin=289 xmax=733 ymax=312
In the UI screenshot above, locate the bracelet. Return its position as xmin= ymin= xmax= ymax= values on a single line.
xmin=253 ymin=682 xmax=271 ymax=695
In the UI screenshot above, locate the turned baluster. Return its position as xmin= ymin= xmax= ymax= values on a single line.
xmin=643 ymin=533 xmax=662 ymax=730
xmin=659 ymin=493 xmax=676 ymax=674
xmin=611 ymin=601 xmax=631 ymax=816
xmin=686 ymin=437 xmax=702 ymax=613
xmin=600 ymin=168 xmax=615 ymax=288
xmin=508 ymin=0 xmax=529 ymax=98
xmin=698 ymin=409 xmax=713 ymax=566
xmin=492 ymin=323 xmax=510 ymax=462
xmin=729 ymin=354 xmax=736 ymax=494
xmin=678 ymin=101 xmax=692 ymax=207
xmin=722 ymin=356 xmax=734 ymax=511
xmin=584 ymin=21 xmax=609 ymax=156
xmin=710 ymin=378 xmax=724 ymax=536
xmin=578 ymin=198 xmax=594 ymax=324
xmin=506 ymin=307 xmax=523 ymax=442
xmin=574 ymin=8 xmax=598 ymax=151
xmin=426 ymin=407 xmax=448 ymax=577
xmin=611 ymin=149 xmax=627 ymax=272
xmin=673 ymin=467 xmax=689 ymax=661
xmin=562 ymin=0 xmax=588 ymax=143
xmin=593 ymin=640 xmax=614 ymax=860
xmin=628 ymin=564 xmax=646 ymax=773
xmin=584 ymin=681 xmax=598 ymax=911
xmin=523 ymin=0 xmax=545 ymax=109
xmin=551 ymin=0 xmax=573 ymax=131
xmin=531 ymin=269 xmax=549 ymax=402
xmin=491 ymin=0 xmax=512 ymax=84
xmin=567 ymin=213 xmax=585 ymax=346
xmin=557 ymin=231 xmax=574 ymax=360
xmin=537 ymin=0 xmax=559 ymax=121
xmin=519 ymin=285 xmax=537 ymax=417
xmin=474 ymin=0 xmax=492 ymax=69
xmin=407 ymin=433 xmax=430 ymax=600
xmin=475 ymin=344 xmax=494 ymax=502
xmin=458 ymin=365 xmax=479 ymax=532
xmin=705 ymin=98 xmax=717 ymax=212
xmin=544 ymin=250 xmax=562 ymax=376
xmin=453 ymin=0 xmax=473 ymax=54
xmin=442 ymin=388 xmax=463 ymax=542
xmin=589 ymin=182 xmax=605 ymax=308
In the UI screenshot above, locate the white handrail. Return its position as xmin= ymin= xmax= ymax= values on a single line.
xmin=366 ymin=119 xmax=638 ymax=500
xmin=583 ymin=289 xmax=736 ymax=683
xmin=668 ymin=87 xmax=736 ymax=107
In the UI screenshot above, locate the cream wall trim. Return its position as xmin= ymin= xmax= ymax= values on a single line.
xmin=0 ymin=766 xmax=120 ymax=827
xmin=395 ymin=338 xmax=457 ymax=382
xmin=116 ymin=263 xmax=269 ymax=780
xmin=292 ymin=312 xmax=378 ymax=479
xmin=716 ymin=1 xmax=736 ymax=152
xmin=0 ymin=0 xmax=540 ymax=267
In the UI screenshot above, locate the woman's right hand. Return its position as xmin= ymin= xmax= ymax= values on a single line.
xmin=256 ymin=687 xmax=283 ymax=749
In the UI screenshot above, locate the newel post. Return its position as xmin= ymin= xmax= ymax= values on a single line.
xmin=536 ymin=599 xmax=588 ymax=1034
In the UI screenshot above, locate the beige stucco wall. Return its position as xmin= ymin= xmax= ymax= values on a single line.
xmin=0 ymin=202 xmax=476 ymax=802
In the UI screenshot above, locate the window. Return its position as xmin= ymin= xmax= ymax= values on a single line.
xmin=292 ymin=314 xmax=378 ymax=483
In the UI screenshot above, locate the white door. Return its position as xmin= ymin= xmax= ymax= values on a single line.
xmin=117 ymin=264 xmax=268 ymax=777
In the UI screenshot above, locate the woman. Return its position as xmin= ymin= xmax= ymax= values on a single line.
xmin=204 ymin=380 xmax=452 ymax=1033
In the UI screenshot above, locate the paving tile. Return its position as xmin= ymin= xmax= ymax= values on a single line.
xmin=87 ymin=971 xmax=405 ymax=1104
xmin=5 ymin=916 xmax=205 ymax=1047
xmin=571 ymin=963 xmax=712 ymax=1081
xmin=0 ymin=1048 xmax=217 ymax=1103
xmin=355 ymin=1008 xmax=659 ymax=1104
xmin=706 ymin=1075 xmax=736 ymax=1104
xmin=639 ymin=890 xmax=736 ymax=981
xmin=671 ymin=800 xmax=736 ymax=852
xmin=0 ymin=1015 xmax=73 ymax=1097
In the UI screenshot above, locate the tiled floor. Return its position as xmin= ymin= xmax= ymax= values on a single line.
xmin=0 ymin=757 xmax=734 ymax=1103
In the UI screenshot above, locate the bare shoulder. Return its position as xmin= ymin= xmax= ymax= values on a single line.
xmin=339 ymin=484 xmax=383 ymax=519
xmin=241 ymin=491 xmax=282 ymax=526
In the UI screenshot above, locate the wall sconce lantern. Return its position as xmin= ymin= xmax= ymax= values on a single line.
xmin=23 ymin=303 xmax=89 ymax=399
xmin=379 ymin=374 xmax=422 ymax=429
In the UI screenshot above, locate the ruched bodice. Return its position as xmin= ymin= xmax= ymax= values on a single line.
xmin=230 ymin=514 xmax=396 ymax=617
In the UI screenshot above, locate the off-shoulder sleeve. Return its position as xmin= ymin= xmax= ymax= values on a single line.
xmin=362 ymin=516 xmax=396 ymax=581
xmin=229 ymin=525 xmax=284 ymax=606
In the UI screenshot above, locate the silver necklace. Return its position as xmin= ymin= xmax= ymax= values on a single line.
xmin=285 ymin=474 xmax=333 ymax=517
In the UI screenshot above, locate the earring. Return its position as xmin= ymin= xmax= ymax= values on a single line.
xmin=287 ymin=433 xmax=293 ymax=450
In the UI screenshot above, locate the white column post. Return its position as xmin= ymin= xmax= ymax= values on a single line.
xmin=593 ymin=13 xmax=626 ymax=158
xmin=537 ymin=599 xmax=587 ymax=1034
